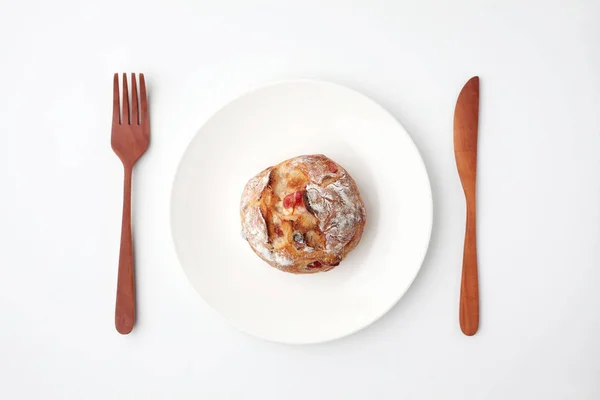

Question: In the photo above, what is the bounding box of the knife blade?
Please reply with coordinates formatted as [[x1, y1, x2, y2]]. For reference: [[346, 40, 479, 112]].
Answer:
[[453, 76, 480, 336]]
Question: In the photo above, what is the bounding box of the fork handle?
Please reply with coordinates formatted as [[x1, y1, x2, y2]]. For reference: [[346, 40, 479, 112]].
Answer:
[[115, 166, 135, 334], [459, 199, 479, 336]]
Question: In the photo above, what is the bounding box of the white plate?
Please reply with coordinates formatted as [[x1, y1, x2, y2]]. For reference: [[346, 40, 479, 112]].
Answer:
[[171, 80, 432, 344]]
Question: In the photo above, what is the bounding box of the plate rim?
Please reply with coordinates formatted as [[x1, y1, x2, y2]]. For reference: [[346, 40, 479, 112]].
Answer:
[[170, 79, 434, 344]]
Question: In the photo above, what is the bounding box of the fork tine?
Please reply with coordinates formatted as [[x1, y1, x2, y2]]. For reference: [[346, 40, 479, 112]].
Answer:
[[139, 73, 148, 127], [131, 73, 139, 125], [113, 73, 120, 125], [122, 73, 130, 124]]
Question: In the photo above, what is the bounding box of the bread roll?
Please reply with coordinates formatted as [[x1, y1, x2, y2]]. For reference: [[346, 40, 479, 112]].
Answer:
[[240, 154, 366, 274]]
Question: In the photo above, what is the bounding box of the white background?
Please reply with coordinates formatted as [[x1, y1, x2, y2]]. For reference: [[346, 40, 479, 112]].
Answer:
[[1, 0, 599, 399]]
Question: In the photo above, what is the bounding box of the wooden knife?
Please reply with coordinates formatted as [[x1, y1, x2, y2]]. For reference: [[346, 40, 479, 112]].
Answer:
[[453, 76, 480, 336]]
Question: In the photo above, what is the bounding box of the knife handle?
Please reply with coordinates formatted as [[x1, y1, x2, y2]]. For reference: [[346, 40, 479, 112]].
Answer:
[[459, 200, 479, 336]]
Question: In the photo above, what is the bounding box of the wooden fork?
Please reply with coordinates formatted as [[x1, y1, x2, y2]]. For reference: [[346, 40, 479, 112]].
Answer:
[[111, 73, 149, 334]]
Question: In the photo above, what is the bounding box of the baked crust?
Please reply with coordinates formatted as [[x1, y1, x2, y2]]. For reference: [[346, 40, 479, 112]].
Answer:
[[240, 154, 367, 274]]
